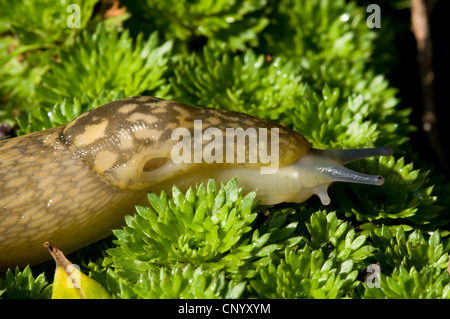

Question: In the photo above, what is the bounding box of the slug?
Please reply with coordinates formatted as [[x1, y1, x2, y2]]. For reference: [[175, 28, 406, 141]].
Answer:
[[0, 96, 392, 270]]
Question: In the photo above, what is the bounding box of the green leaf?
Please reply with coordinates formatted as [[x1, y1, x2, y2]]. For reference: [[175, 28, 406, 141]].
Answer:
[[0, 266, 51, 299]]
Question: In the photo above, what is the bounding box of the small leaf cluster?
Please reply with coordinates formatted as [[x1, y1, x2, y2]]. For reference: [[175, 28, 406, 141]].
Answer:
[[263, 0, 411, 149], [121, 0, 269, 51], [0, 0, 96, 46], [107, 264, 246, 299], [0, 0, 97, 124], [0, 266, 51, 299], [363, 265, 450, 299], [107, 179, 258, 272], [369, 226, 449, 274], [1, 2, 172, 133], [37, 26, 173, 108], [250, 246, 359, 299], [171, 47, 305, 122], [361, 226, 450, 298], [305, 210, 375, 266], [332, 156, 446, 227], [249, 209, 374, 298]]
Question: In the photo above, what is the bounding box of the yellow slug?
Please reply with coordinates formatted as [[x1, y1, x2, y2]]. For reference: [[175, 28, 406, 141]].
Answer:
[[0, 96, 392, 271]]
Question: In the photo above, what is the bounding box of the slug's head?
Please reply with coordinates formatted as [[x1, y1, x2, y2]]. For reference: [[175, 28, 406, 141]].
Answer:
[[285, 146, 393, 205]]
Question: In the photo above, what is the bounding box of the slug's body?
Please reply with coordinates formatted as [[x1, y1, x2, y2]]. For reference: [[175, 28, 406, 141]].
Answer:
[[0, 96, 392, 270]]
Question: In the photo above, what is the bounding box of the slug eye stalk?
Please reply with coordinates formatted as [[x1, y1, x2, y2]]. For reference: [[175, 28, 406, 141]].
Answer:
[[309, 146, 393, 186], [314, 146, 393, 165]]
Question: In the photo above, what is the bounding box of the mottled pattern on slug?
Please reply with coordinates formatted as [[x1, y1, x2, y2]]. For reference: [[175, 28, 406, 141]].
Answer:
[[0, 127, 144, 270], [61, 96, 309, 190]]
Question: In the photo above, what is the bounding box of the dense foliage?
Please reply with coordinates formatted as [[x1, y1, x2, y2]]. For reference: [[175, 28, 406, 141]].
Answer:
[[1, 0, 450, 299]]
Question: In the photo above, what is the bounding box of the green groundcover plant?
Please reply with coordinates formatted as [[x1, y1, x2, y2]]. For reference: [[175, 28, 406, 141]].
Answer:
[[1, 0, 450, 299]]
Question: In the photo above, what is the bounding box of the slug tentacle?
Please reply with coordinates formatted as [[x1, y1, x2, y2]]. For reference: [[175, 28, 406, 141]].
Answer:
[[312, 146, 393, 165], [291, 147, 392, 205]]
